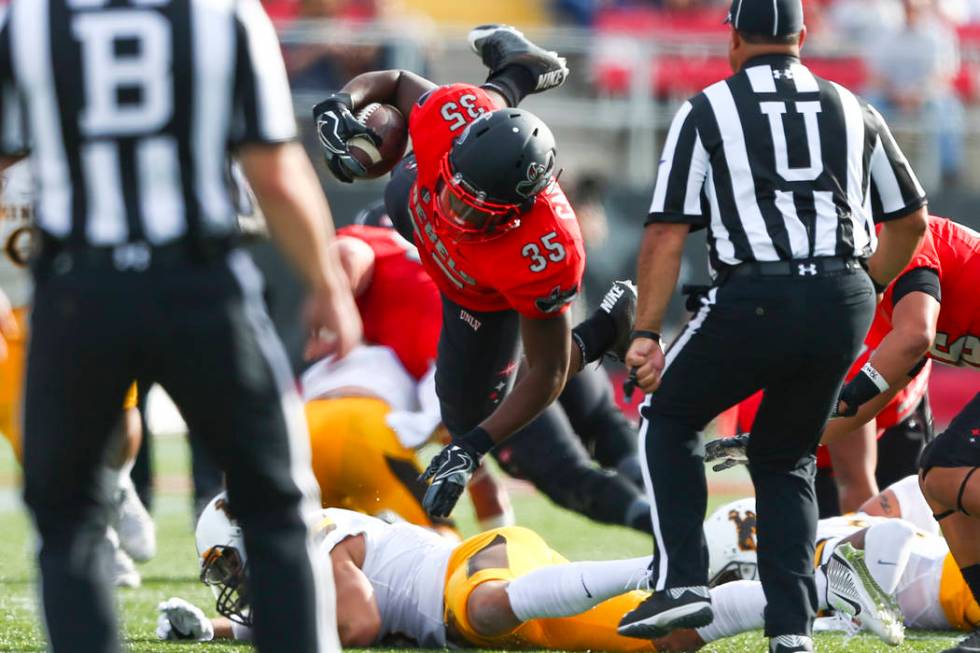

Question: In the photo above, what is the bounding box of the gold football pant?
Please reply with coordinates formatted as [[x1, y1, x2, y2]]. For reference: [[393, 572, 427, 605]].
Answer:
[[305, 396, 436, 528], [0, 307, 137, 464], [444, 526, 655, 651]]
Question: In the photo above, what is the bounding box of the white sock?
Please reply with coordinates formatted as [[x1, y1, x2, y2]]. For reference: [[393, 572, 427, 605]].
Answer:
[[863, 519, 917, 595], [815, 565, 829, 610], [101, 465, 124, 493], [505, 556, 651, 621], [696, 581, 765, 643]]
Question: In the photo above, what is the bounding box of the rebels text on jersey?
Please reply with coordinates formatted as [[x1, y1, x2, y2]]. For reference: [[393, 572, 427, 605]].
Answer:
[[406, 84, 585, 319], [337, 225, 441, 380], [879, 216, 980, 368]]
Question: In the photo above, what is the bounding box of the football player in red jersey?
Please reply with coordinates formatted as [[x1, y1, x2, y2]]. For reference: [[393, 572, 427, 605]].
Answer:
[[708, 214, 980, 653], [313, 26, 637, 519]]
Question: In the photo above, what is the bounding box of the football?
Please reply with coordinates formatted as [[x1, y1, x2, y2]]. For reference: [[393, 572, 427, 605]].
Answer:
[[348, 102, 408, 179]]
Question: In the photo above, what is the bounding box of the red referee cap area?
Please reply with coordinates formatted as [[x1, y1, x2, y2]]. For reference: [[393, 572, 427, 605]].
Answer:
[[591, 6, 980, 102]]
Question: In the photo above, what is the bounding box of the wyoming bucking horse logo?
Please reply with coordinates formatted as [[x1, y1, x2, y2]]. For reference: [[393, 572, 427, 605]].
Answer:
[[728, 509, 758, 551]]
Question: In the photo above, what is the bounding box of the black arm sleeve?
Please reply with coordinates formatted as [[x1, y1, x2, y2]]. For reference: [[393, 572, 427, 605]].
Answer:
[[892, 267, 941, 306]]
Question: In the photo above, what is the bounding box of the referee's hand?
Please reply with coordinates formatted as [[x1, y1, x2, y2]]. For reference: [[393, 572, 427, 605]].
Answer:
[[303, 284, 363, 361], [0, 289, 18, 363], [625, 336, 665, 394]]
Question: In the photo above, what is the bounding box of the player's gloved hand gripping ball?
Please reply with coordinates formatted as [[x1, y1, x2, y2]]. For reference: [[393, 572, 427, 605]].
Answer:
[[313, 92, 381, 183], [419, 427, 494, 518]]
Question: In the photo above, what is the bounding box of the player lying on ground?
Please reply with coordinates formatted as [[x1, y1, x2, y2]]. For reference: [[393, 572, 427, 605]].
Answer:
[[313, 25, 636, 521], [708, 215, 979, 653], [316, 217, 653, 532], [656, 497, 980, 651], [157, 492, 658, 650]]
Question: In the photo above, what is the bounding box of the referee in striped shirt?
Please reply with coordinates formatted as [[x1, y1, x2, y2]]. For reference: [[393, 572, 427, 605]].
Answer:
[[0, 1, 361, 651], [617, 1, 928, 651]]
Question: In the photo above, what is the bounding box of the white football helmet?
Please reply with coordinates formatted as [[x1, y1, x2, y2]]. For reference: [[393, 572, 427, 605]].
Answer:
[[195, 492, 251, 625], [704, 497, 759, 587]]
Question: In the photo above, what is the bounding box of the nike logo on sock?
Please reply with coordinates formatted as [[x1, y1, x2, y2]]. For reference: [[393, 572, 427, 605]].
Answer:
[[877, 560, 897, 566], [580, 576, 593, 598]]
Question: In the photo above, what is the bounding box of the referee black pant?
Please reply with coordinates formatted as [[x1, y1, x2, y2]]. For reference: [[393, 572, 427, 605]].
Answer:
[[639, 269, 875, 637], [22, 247, 335, 653]]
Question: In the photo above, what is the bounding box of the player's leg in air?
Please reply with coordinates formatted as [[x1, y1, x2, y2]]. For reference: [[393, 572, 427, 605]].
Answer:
[[558, 365, 645, 488], [494, 403, 653, 533], [918, 393, 980, 653], [443, 526, 656, 651]]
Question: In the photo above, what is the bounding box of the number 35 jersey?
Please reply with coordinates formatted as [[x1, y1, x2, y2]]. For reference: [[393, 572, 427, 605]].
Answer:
[[406, 83, 585, 319]]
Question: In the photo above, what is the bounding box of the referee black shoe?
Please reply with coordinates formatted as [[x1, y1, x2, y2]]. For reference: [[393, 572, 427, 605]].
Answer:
[[943, 631, 980, 652], [769, 635, 813, 653], [617, 586, 712, 639]]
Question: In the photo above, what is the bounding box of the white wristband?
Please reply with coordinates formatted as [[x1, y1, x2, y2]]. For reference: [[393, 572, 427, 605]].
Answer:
[[861, 362, 890, 393]]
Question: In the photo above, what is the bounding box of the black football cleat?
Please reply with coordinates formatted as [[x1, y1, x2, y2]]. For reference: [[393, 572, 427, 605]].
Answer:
[[943, 631, 980, 653], [769, 635, 814, 653], [467, 24, 569, 92], [617, 586, 712, 639], [598, 279, 637, 363]]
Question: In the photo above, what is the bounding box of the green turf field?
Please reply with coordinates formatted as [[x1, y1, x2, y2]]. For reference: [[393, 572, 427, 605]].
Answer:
[[0, 436, 964, 652]]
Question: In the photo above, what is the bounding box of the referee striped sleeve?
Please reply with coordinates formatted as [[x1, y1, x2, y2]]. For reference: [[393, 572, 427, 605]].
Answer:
[[648, 100, 709, 227], [232, 0, 297, 145], [866, 103, 926, 222], [0, 8, 26, 157]]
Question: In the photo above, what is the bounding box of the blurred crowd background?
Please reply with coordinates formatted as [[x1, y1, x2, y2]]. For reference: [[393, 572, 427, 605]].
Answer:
[[250, 0, 978, 425]]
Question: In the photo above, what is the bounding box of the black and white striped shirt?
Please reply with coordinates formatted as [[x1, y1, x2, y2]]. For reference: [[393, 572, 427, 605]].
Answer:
[[0, 0, 295, 248], [650, 54, 926, 273]]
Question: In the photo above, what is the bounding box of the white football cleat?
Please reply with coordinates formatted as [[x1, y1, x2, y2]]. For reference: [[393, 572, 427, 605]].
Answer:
[[825, 542, 904, 646], [114, 475, 156, 562], [107, 527, 141, 588]]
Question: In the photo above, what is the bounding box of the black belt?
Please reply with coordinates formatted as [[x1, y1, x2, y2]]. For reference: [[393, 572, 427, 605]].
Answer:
[[36, 234, 236, 273], [725, 257, 864, 280]]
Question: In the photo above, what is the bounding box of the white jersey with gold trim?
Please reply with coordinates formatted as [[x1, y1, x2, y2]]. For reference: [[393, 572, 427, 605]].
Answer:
[[0, 161, 34, 308], [316, 508, 452, 647]]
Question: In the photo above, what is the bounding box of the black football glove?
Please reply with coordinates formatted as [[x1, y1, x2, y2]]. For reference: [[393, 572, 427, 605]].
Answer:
[[419, 443, 480, 518], [704, 433, 750, 472], [468, 25, 569, 94], [312, 93, 380, 183]]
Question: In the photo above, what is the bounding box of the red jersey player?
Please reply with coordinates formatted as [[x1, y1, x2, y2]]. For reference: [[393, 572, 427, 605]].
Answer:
[[313, 25, 637, 519], [334, 223, 440, 380]]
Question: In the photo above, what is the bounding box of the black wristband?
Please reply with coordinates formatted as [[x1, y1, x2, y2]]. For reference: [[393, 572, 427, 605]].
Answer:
[[839, 364, 890, 413], [454, 426, 494, 458], [631, 330, 661, 342], [482, 65, 537, 107]]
